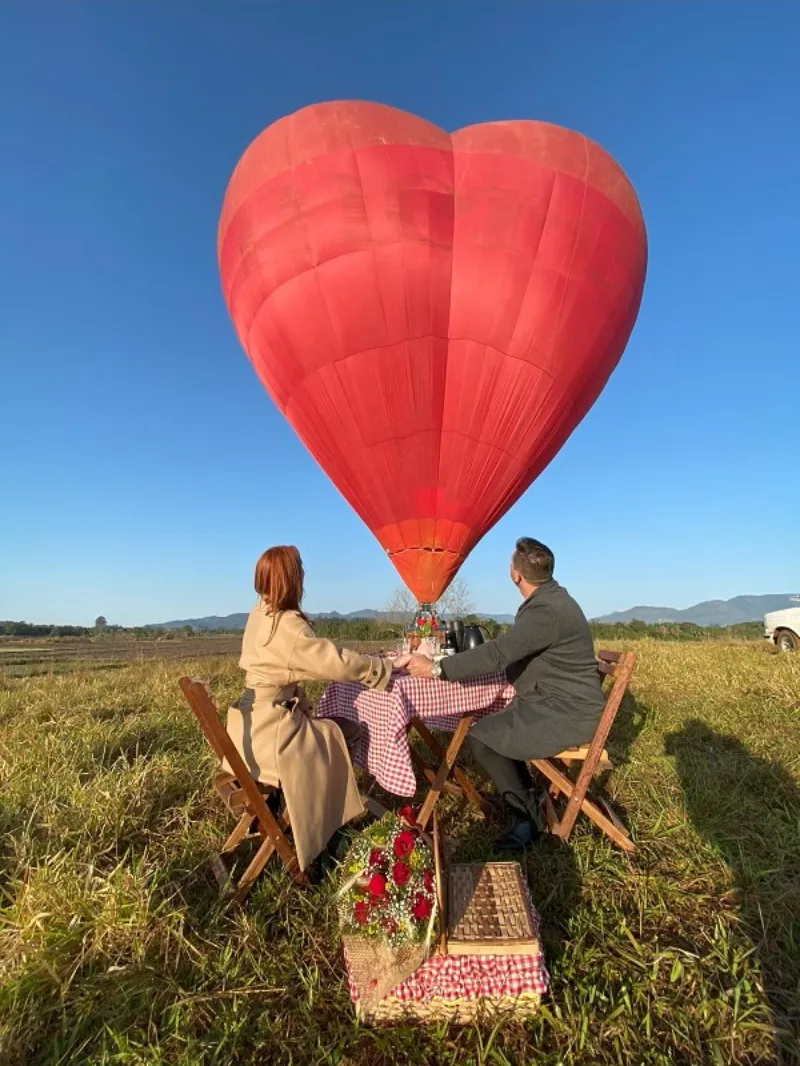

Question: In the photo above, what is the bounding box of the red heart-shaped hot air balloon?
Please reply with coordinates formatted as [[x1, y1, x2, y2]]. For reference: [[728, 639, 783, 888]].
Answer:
[[218, 102, 647, 603]]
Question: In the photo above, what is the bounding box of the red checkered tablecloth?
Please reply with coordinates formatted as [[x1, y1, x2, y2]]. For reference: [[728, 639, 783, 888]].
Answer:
[[317, 673, 514, 796]]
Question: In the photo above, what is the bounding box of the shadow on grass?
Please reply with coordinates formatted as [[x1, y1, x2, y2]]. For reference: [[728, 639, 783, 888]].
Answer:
[[91, 725, 192, 767], [607, 689, 650, 767], [520, 693, 651, 971], [580, 690, 651, 834], [666, 719, 800, 1061], [0, 797, 24, 899]]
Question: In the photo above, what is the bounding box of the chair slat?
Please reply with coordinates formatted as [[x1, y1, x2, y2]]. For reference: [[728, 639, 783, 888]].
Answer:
[[597, 649, 622, 664]]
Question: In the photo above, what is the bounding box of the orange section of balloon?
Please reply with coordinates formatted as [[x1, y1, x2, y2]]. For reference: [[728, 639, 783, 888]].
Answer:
[[218, 102, 647, 603]]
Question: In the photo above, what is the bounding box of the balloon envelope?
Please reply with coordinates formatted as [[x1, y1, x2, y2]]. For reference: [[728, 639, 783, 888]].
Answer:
[[218, 102, 647, 602]]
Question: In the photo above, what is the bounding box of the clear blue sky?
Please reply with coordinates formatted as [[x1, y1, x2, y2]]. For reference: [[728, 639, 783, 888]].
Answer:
[[1, 3, 798, 625]]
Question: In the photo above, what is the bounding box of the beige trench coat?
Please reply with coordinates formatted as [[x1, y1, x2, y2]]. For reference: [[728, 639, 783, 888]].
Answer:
[[223, 603, 392, 871]]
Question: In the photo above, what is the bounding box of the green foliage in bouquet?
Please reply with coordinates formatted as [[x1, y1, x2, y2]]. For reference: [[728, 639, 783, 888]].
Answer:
[[336, 808, 437, 949]]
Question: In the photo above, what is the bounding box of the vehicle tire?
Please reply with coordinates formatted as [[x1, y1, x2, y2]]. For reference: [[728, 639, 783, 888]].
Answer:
[[776, 629, 799, 653]]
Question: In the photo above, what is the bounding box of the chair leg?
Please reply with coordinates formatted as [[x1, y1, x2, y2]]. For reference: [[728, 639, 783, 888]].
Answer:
[[232, 836, 278, 904], [221, 811, 254, 854], [542, 791, 559, 833], [532, 758, 635, 852], [211, 853, 234, 890], [596, 795, 629, 837], [557, 771, 592, 841]]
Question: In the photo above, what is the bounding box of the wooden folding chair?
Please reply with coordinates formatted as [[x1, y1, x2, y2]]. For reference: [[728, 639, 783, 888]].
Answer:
[[408, 715, 492, 831], [530, 650, 637, 852], [178, 676, 306, 901]]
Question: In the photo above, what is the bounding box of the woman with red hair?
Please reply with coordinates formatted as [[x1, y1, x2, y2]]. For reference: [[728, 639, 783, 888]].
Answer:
[[224, 546, 394, 873]]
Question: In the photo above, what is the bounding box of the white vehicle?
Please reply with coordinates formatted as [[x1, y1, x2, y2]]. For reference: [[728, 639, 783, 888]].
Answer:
[[764, 607, 800, 653]]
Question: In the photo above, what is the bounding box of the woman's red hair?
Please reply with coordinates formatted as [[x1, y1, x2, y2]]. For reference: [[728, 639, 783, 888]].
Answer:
[[254, 546, 308, 619]]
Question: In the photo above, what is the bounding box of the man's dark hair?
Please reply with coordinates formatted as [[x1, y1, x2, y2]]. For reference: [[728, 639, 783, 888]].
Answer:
[[512, 537, 555, 584]]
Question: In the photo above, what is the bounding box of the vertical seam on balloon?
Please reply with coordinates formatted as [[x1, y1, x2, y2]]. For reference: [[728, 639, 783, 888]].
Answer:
[[434, 131, 457, 565], [511, 171, 557, 368], [284, 118, 376, 527], [287, 113, 347, 369], [345, 144, 404, 547], [549, 136, 590, 357]]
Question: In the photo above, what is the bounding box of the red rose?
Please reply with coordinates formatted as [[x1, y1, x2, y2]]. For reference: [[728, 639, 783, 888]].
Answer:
[[411, 894, 432, 921], [397, 806, 417, 827], [381, 918, 398, 935], [423, 869, 434, 894], [393, 831, 416, 859], [369, 848, 386, 869], [354, 901, 370, 925], [392, 861, 411, 886], [368, 873, 386, 898]]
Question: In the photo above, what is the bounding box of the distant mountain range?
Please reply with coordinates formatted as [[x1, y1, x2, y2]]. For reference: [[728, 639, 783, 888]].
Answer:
[[151, 609, 516, 630], [594, 594, 799, 627], [151, 594, 797, 631], [152, 595, 799, 631]]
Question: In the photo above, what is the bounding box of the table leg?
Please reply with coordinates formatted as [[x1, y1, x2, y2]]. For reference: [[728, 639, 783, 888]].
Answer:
[[415, 716, 488, 830], [411, 717, 491, 820], [410, 747, 465, 799]]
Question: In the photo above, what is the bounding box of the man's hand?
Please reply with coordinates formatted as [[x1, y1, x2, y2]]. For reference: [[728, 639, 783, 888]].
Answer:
[[391, 654, 411, 672], [406, 654, 435, 679]]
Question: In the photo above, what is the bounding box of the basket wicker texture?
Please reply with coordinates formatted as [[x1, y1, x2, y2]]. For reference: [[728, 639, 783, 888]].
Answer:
[[356, 991, 542, 1024], [446, 863, 540, 955]]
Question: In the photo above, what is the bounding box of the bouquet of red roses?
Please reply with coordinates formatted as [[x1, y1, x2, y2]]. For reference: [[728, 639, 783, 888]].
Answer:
[[413, 610, 439, 639], [336, 808, 437, 949]]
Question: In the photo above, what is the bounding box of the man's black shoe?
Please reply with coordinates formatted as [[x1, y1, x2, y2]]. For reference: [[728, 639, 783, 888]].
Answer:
[[493, 818, 540, 853]]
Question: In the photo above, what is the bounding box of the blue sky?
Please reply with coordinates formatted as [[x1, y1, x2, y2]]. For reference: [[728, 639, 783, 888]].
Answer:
[[1, 3, 798, 625]]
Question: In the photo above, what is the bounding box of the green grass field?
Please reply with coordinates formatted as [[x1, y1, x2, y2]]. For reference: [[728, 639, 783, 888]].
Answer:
[[1, 642, 798, 1065]]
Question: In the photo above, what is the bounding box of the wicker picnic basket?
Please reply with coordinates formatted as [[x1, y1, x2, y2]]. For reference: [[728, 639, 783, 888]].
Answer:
[[348, 813, 545, 1023]]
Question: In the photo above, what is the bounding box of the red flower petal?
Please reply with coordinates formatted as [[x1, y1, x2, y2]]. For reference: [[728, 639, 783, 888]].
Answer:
[[392, 861, 411, 886], [393, 831, 416, 859], [397, 806, 417, 827], [368, 873, 386, 898], [411, 894, 432, 920]]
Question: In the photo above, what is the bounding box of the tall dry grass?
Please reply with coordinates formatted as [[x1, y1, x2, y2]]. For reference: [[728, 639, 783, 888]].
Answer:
[[1, 642, 798, 1065]]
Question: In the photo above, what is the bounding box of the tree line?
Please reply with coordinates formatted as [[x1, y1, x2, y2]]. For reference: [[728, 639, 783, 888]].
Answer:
[[1, 617, 764, 643], [589, 620, 764, 642]]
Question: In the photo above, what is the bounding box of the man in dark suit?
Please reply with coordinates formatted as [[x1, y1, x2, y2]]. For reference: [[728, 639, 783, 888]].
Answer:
[[405, 538, 604, 850]]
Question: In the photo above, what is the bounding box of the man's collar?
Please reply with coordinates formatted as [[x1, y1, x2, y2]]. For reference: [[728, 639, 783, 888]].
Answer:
[[518, 578, 556, 610]]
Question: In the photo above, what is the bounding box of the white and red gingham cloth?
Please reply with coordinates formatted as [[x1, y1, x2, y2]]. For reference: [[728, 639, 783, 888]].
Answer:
[[317, 673, 514, 796], [348, 951, 549, 1003]]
